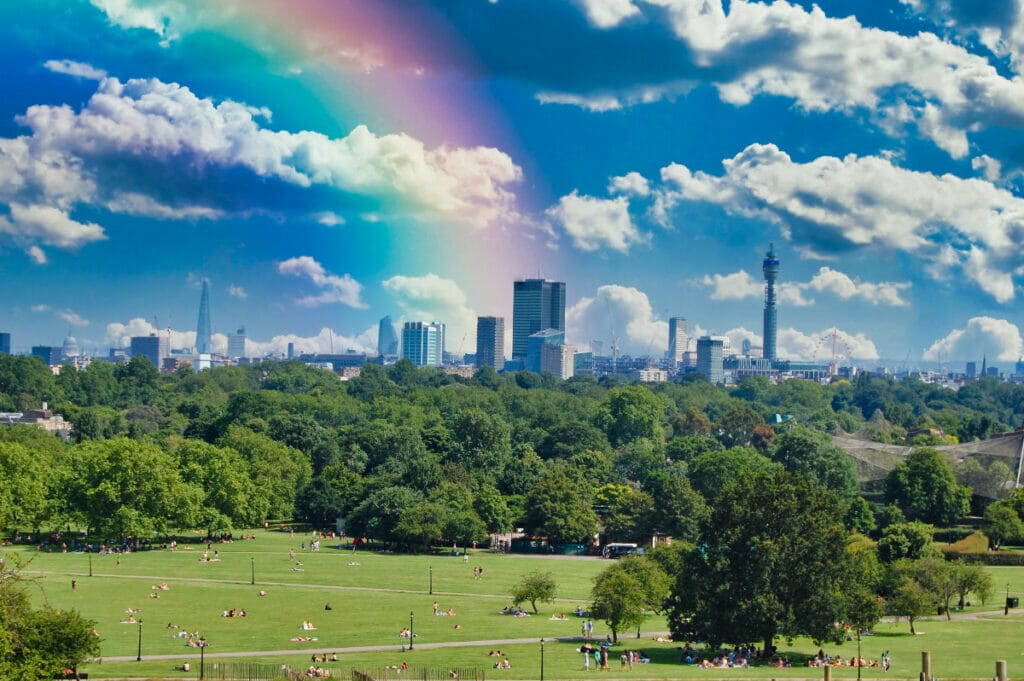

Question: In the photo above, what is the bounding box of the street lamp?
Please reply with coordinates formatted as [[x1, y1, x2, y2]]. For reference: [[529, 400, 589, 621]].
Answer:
[[88, 553, 92, 577], [1006, 583, 1011, 615], [429, 565, 433, 595], [251, 556, 255, 585], [540, 638, 545, 681], [409, 611, 414, 650], [856, 628, 862, 681], [200, 640, 207, 680], [136, 620, 143, 661]]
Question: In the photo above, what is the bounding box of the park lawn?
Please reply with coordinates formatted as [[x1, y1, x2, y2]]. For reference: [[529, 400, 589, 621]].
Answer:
[[6, 531, 1024, 680]]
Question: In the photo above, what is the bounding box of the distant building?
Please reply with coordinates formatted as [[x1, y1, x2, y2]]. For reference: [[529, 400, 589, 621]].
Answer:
[[227, 327, 247, 359], [61, 332, 80, 361], [0, 403, 72, 440], [696, 336, 725, 384], [512, 278, 565, 360], [130, 334, 169, 369], [540, 342, 574, 380], [762, 244, 780, 363], [668, 317, 687, 362], [402, 321, 445, 367], [196, 279, 212, 354], [574, 351, 594, 376], [287, 342, 295, 360], [638, 368, 668, 383], [298, 353, 367, 372], [378, 316, 398, 357], [475, 316, 505, 371], [526, 328, 564, 374], [966, 361, 977, 379], [0, 332, 11, 354], [31, 346, 62, 366]]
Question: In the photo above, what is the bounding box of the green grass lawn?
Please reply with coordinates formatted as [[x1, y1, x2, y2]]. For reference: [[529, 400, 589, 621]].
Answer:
[[6, 531, 1024, 679]]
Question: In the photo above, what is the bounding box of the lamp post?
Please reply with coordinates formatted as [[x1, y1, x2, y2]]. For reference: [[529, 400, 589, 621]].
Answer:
[[251, 556, 255, 585], [1006, 583, 1011, 615], [540, 638, 545, 681], [856, 628, 862, 681], [200, 640, 206, 680], [429, 565, 433, 595], [88, 553, 92, 577], [136, 620, 143, 661], [409, 611, 414, 650]]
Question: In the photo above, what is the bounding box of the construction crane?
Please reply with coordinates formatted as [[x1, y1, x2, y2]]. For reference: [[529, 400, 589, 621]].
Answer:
[[605, 298, 619, 373], [455, 333, 468, 362]]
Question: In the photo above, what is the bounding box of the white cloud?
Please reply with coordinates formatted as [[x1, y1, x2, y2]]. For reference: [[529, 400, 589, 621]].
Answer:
[[278, 256, 366, 309], [105, 316, 377, 357], [31, 304, 50, 313], [566, 284, 668, 355], [546, 190, 648, 252], [923, 316, 1024, 362], [227, 284, 247, 299], [608, 171, 650, 197], [26, 245, 47, 264], [972, 154, 1003, 182], [314, 211, 346, 226], [700, 265, 906, 307], [58, 309, 90, 327], [901, 0, 1024, 75], [575, 0, 641, 28], [776, 327, 880, 362], [0, 204, 106, 251], [43, 59, 108, 81], [382, 273, 477, 353], [661, 143, 1024, 302]]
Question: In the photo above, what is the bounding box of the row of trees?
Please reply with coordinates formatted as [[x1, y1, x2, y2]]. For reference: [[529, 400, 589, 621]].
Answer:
[[0, 354, 1016, 545], [512, 467, 994, 653]]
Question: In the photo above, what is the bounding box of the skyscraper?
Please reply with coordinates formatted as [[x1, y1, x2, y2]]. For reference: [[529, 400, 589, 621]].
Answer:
[[526, 328, 564, 374], [0, 332, 11, 354], [196, 279, 212, 354], [512, 278, 565, 360], [378, 316, 399, 357], [668, 317, 687, 362], [762, 244, 779, 363], [227, 327, 247, 359], [130, 334, 168, 369], [402, 321, 445, 367], [696, 336, 725, 385], [31, 345, 62, 366], [476, 316, 505, 371]]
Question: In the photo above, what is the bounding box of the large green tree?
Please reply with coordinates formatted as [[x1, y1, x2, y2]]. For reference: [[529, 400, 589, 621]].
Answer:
[[885, 448, 970, 526], [590, 563, 649, 643], [522, 466, 599, 545], [668, 469, 857, 656]]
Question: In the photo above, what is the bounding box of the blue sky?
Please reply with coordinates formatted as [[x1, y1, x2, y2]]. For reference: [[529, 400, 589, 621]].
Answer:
[[4, 0, 1024, 367]]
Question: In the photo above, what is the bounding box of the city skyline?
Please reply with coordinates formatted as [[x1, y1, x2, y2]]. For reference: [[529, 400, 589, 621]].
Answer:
[[5, 1, 1024, 364]]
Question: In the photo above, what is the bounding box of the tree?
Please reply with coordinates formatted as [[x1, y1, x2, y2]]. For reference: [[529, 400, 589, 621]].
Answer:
[[714, 404, 764, 448], [511, 571, 557, 614], [952, 561, 992, 610], [0, 558, 100, 680], [522, 466, 599, 545], [668, 469, 855, 656], [599, 386, 664, 447], [770, 425, 857, 497], [982, 499, 1024, 548], [885, 448, 970, 526], [590, 564, 648, 643], [876, 521, 937, 563], [843, 496, 877, 534], [645, 472, 708, 542], [687, 447, 779, 503], [219, 425, 312, 520], [883, 559, 940, 634]]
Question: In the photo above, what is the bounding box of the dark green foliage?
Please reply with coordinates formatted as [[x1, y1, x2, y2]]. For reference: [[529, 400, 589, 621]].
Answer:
[[510, 571, 557, 614], [885, 448, 970, 525]]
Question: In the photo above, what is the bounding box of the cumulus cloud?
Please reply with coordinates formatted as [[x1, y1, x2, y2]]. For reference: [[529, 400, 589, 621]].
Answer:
[[227, 284, 247, 299], [278, 256, 366, 309], [608, 171, 650, 197], [546, 191, 648, 252], [382, 273, 477, 352], [43, 59, 107, 80], [923, 316, 1024, 361], [566, 284, 668, 355], [104, 317, 377, 356], [972, 154, 1003, 182], [901, 0, 1024, 74], [574, 0, 641, 28], [58, 309, 90, 327], [700, 266, 904, 307], [776, 327, 880, 362], [661, 143, 1024, 302], [0, 68, 523, 261], [26, 245, 47, 264]]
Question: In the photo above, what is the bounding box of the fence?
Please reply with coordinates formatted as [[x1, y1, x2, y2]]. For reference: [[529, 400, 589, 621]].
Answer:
[[199, 661, 304, 680], [352, 667, 485, 681]]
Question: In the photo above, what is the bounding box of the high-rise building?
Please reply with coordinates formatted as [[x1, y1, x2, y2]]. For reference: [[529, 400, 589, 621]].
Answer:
[[526, 328, 564, 374], [512, 278, 565, 360], [31, 345, 62, 366], [0, 332, 11, 354], [130, 334, 168, 369], [476, 316, 505, 371], [287, 342, 295, 359], [541, 343, 574, 380], [378, 316, 399, 357], [762, 244, 779, 363], [196, 279, 212, 354], [966, 361, 977, 379], [402, 321, 445, 367], [227, 327, 247, 359], [668, 317, 687, 362], [696, 336, 725, 385]]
